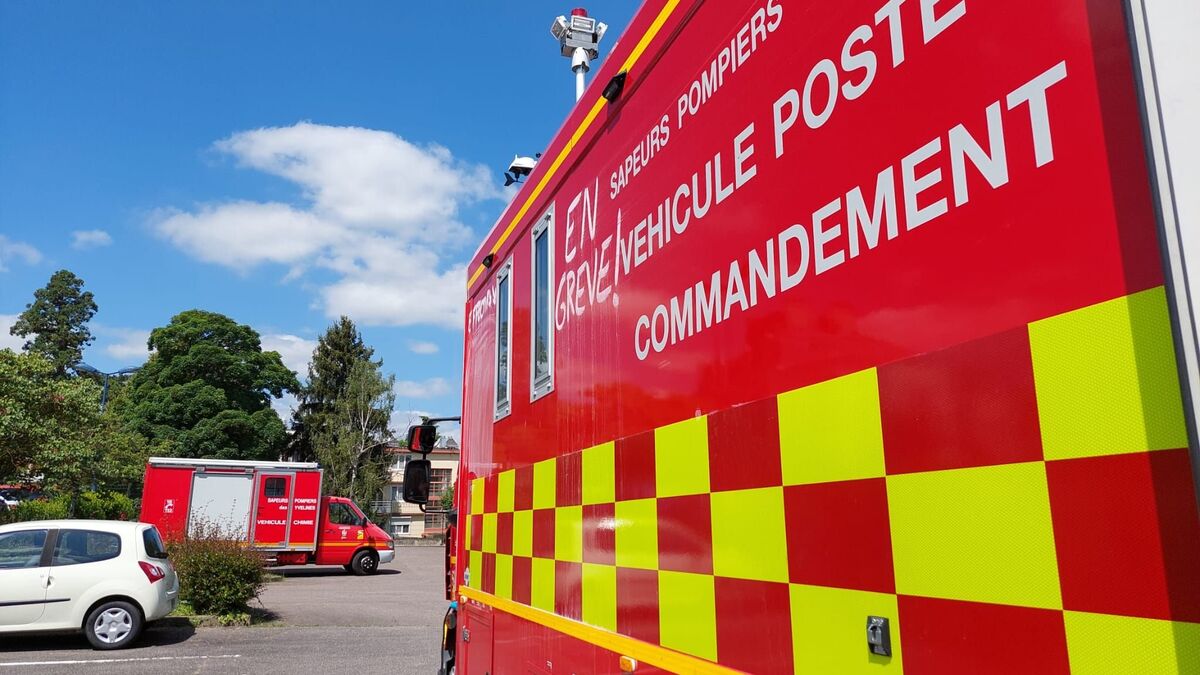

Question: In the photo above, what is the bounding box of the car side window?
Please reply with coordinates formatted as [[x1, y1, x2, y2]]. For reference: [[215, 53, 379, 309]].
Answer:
[[0, 529, 48, 569], [328, 503, 356, 525], [52, 530, 121, 566]]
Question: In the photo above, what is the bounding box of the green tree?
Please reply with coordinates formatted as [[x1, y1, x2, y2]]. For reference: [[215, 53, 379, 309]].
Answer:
[[439, 483, 455, 511], [121, 310, 298, 461], [10, 269, 98, 376], [0, 353, 102, 499], [289, 317, 378, 460], [314, 359, 395, 517]]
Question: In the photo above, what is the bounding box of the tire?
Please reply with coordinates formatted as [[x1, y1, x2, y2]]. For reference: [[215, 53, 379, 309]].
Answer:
[[84, 600, 142, 650], [350, 549, 379, 576]]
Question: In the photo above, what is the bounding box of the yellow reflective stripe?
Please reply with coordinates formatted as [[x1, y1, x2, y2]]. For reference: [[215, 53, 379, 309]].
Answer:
[[466, 0, 683, 292], [459, 585, 739, 675]]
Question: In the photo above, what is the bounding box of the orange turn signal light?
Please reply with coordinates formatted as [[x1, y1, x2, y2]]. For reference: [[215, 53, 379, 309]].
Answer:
[[619, 655, 638, 672]]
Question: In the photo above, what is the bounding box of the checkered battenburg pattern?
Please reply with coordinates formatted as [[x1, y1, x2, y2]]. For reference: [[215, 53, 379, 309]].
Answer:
[[464, 287, 1200, 674]]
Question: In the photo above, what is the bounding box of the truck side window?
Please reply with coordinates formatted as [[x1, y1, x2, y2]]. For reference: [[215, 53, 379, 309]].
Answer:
[[495, 259, 513, 420], [328, 503, 357, 525], [265, 477, 285, 498], [531, 209, 554, 401]]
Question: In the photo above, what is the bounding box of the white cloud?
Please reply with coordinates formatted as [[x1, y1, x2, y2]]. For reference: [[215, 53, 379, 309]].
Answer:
[[272, 392, 300, 424], [0, 235, 41, 272], [261, 333, 317, 377], [0, 314, 24, 351], [407, 341, 439, 355], [71, 229, 113, 250], [394, 377, 453, 399], [101, 328, 151, 361], [152, 122, 501, 328]]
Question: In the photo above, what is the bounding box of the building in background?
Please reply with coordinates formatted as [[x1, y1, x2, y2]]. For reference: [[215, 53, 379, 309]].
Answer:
[[375, 439, 458, 540]]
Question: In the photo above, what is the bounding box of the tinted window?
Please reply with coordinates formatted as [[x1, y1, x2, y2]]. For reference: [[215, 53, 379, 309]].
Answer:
[[265, 477, 286, 498], [531, 217, 554, 399], [142, 527, 169, 560], [496, 271, 511, 414], [328, 502, 358, 526], [53, 530, 121, 566], [0, 530, 47, 569]]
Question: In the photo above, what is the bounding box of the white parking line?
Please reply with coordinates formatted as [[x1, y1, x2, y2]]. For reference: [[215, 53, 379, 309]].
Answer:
[[0, 654, 241, 667]]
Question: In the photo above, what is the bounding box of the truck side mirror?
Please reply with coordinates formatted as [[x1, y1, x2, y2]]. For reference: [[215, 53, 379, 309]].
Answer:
[[406, 424, 438, 453], [403, 459, 432, 505]]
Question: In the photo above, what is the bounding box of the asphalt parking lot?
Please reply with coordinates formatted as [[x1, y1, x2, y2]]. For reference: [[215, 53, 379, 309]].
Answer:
[[0, 547, 447, 675]]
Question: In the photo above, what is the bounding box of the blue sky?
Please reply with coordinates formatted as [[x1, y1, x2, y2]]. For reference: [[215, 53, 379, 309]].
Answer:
[[0, 2, 641, 436]]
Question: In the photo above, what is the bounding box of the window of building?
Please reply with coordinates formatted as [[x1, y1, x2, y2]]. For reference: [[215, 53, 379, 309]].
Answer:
[[0, 529, 47, 569], [495, 260, 513, 420], [429, 468, 453, 501], [264, 477, 286, 498], [531, 209, 555, 401], [390, 517, 412, 537], [424, 512, 446, 533], [391, 454, 408, 472], [52, 530, 121, 566]]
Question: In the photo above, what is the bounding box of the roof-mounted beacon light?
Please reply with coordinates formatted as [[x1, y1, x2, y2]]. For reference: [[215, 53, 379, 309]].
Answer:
[[551, 8, 608, 101]]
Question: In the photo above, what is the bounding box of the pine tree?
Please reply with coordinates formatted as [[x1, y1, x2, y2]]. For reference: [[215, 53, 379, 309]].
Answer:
[[10, 269, 98, 376], [289, 317, 380, 460]]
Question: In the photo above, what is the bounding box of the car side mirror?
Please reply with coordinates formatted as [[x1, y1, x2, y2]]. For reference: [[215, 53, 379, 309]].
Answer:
[[403, 459, 432, 505], [359, 515, 369, 527]]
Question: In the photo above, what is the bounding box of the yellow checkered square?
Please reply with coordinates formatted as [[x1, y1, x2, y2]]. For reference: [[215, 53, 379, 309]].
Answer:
[[711, 487, 788, 583], [531, 557, 555, 613], [888, 461, 1062, 609], [470, 476, 485, 515], [1065, 611, 1200, 674], [468, 550, 481, 589], [512, 509, 533, 557], [778, 368, 886, 485], [582, 563, 617, 631], [533, 458, 557, 509], [481, 513, 497, 553], [655, 416, 710, 497], [497, 469, 515, 513], [658, 570, 717, 661], [1030, 287, 1187, 460], [494, 553, 513, 600], [555, 505, 582, 562], [582, 441, 615, 505], [614, 498, 658, 570], [790, 584, 902, 673]]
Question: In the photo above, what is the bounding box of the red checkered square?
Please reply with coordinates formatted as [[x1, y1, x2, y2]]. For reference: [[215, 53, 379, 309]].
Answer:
[[532, 508, 555, 559], [514, 464, 534, 511], [496, 512, 513, 556], [715, 578, 793, 673], [784, 478, 895, 593], [708, 397, 782, 492], [1047, 448, 1200, 621], [657, 494, 712, 574], [555, 561, 583, 621], [511, 555, 532, 605], [582, 503, 616, 565], [616, 567, 659, 644], [899, 595, 1069, 675], [615, 430, 656, 502], [484, 474, 499, 513], [557, 451, 582, 507], [470, 514, 483, 551], [879, 328, 1043, 474], [481, 552, 496, 595]]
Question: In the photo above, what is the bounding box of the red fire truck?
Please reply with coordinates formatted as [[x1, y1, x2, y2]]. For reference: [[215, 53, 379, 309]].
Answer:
[[140, 457, 394, 575], [416, 0, 1200, 672]]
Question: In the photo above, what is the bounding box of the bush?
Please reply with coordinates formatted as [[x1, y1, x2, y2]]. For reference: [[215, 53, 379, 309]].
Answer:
[[4, 496, 69, 523], [76, 491, 137, 520], [170, 523, 264, 616]]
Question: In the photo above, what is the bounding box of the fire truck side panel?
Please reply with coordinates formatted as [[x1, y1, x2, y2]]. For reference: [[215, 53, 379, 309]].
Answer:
[[289, 469, 322, 550], [138, 465, 193, 540], [456, 0, 1200, 672]]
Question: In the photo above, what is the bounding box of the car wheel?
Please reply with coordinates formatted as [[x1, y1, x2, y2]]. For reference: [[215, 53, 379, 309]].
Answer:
[[350, 549, 379, 576], [84, 600, 142, 650]]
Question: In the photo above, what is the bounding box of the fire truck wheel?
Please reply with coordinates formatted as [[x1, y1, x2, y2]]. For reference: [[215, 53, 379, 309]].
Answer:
[[350, 549, 379, 576], [83, 600, 143, 650]]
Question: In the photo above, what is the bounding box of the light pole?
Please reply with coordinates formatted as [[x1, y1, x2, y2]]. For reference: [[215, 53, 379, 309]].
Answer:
[[551, 8, 608, 101], [75, 363, 141, 412]]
